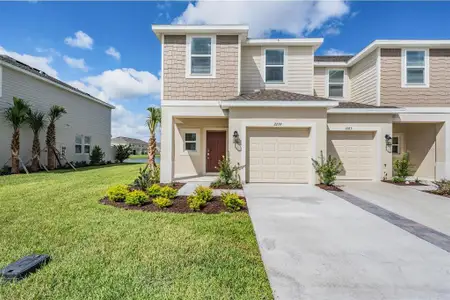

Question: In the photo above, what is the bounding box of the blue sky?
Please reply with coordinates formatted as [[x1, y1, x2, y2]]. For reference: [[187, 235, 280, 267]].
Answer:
[[0, 1, 449, 140]]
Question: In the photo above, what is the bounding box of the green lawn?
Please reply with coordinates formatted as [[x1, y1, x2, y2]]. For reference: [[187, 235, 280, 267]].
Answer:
[[0, 164, 272, 300], [129, 154, 159, 159]]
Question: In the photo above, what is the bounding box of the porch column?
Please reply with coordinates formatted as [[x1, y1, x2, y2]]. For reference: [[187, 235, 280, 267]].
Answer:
[[160, 108, 173, 183], [436, 121, 450, 180]]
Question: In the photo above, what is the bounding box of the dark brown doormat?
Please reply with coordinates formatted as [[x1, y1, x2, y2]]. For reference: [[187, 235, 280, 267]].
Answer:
[[100, 196, 247, 214], [382, 180, 426, 186], [315, 184, 343, 192]]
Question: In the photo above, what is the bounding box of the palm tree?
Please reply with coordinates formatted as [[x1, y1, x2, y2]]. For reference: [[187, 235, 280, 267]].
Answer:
[[2, 97, 30, 174], [146, 107, 161, 167], [26, 110, 46, 172], [46, 105, 67, 170]]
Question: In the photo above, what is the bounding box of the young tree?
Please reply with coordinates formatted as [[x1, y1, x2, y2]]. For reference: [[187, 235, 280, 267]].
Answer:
[[2, 97, 31, 174], [46, 105, 67, 169], [26, 109, 46, 172], [146, 107, 161, 167]]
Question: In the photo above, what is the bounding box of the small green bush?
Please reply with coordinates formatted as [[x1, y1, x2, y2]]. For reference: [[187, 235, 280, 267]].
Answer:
[[114, 145, 132, 163], [187, 195, 206, 211], [211, 155, 244, 189], [125, 190, 148, 206], [194, 186, 213, 202], [159, 186, 177, 199], [147, 184, 162, 197], [311, 151, 343, 186], [90, 145, 105, 165], [393, 152, 410, 180], [221, 192, 246, 212], [107, 184, 129, 202], [153, 196, 173, 208], [432, 179, 450, 195], [392, 176, 405, 183]]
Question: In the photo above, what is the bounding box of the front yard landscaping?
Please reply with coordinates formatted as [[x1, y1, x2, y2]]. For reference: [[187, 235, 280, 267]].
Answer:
[[0, 164, 271, 299]]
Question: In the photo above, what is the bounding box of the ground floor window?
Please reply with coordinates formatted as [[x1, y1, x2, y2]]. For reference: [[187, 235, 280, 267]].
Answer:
[[392, 134, 403, 154], [75, 135, 92, 154], [84, 136, 91, 154], [75, 135, 83, 154], [184, 133, 197, 151]]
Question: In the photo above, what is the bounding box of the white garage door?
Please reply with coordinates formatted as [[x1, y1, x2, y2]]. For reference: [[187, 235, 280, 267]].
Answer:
[[327, 131, 376, 180], [247, 128, 311, 183]]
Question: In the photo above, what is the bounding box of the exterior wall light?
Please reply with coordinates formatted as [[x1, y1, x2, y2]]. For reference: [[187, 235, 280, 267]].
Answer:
[[385, 134, 392, 146], [233, 130, 241, 145]]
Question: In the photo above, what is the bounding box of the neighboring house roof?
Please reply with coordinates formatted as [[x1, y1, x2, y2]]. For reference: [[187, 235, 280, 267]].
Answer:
[[336, 102, 397, 109], [112, 136, 148, 145], [0, 55, 114, 109], [314, 55, 353, 62], [228, 89, 336, 102]]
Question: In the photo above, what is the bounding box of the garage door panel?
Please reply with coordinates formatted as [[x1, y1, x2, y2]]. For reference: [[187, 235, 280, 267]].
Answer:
[[328, 131, 375, 180], [248, 128, 310, 183]]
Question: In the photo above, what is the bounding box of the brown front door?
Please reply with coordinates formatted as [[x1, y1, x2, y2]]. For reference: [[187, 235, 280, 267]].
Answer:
[[206, 131, 226, 172]]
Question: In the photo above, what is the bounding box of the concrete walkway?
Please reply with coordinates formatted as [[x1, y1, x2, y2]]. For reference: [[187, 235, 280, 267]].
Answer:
[[339, 181, 450, 236], [244, 184, 450, 300]]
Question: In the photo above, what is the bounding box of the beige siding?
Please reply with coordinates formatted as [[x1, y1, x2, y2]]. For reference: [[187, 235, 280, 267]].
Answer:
[[381, 49, 450, 106], [0, 66, 112, 166], [163, 35, 239, 100], [313, 67, 326, 97], [349, 49, 378, 105], [241, 46, 314, 95]]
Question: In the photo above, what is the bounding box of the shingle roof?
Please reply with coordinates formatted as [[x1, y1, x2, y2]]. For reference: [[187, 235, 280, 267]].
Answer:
[[228, 89, 336, 102], [314, 55, 353, 62], [112, 136, 148, 145], [0, 55, 113, 108], [336, 102, 398, 109]]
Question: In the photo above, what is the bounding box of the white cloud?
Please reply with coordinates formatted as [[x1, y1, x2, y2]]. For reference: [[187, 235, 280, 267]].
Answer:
[[110, 104, 150, 140], [105, 47, 121, 60], [64, 31, 93, 49], [0, 46, 57, 77], [35, 47, 61, 57], [323, 48, 353, 56], [63, 55, 89, 71], [173, 0, 350, 37]]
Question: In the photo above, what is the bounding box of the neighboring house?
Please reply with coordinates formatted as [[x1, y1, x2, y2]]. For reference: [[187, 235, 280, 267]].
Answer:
[[0, 55, 114, 168], [153, 24, 450, 184], [111, 136, 150, 155]]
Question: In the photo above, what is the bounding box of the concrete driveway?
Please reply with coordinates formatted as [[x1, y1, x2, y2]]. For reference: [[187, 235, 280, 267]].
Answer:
[[244, 184, 450, 300], [339, 181, 450, 236]]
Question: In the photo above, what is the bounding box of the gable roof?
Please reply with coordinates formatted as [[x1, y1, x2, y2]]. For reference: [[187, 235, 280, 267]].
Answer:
[[112, 136, 148, 145], [314, 55, 353, 62], [228, 89, 336, 102], [0, 55, 114, 109]]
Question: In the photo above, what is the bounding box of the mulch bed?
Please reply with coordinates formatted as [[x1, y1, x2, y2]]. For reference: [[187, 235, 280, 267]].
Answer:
[[100, 196, 248, 214], [316, 184, 343, 192], [210, 184, 243, 190], [423, 190, 450, 198], [382, 180, 426, 186], [160, 182, 186, 190]]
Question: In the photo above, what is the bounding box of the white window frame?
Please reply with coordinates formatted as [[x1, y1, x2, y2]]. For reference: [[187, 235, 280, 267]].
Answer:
[[181, 129, 200, 156], [263, 48, 286, 84], [326, 68, 346, 99], [402, 48, 429, 88], [75, 135, 83, 155], [392, 133, 404, 155], [186, 35, 216, 78], [84, 136, 91, 154]]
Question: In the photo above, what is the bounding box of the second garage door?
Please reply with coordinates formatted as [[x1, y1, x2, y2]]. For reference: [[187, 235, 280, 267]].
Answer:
[[247, 128, 311, 183], [327, 131, 376, 180]]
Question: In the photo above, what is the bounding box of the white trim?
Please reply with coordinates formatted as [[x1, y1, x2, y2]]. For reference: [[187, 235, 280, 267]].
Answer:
[[220, 100, 338, 108], [237, 37, 241, 95], [263, 47, 287, 84], [311, 47, 315, 95], [245, 38, 323, 49], [391, 133, 405, 155], [152, 24, 249, 41], [325, 68, 346, 99], [328, 108, 404, 114], [161, 34, 164, 101], [161, 100, 221, 107], [202, 128, 228, 174], [314, 62, 348, 67], [180, 128, 200, 156], [401, 48, 429, 88], [327, 126, 382, 181], [376, 48, 381, 106], [186, 35, 216, 78], [240, 120, 317, 184], [401, 107, 450, 113], [0, 62, 115, 109]]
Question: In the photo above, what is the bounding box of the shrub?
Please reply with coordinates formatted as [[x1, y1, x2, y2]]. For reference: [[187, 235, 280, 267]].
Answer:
[[153, 196, 173, 208], [393, 152, 410, 180], [159, 186, 177, 199], [211, 155, 244, 189], [125, 190, 148, 206], [132, 165, 159, 190], [221, 192, 246, 212], [392, 176, 405, 183], [149, 164, 160, 184], [194, 186, 213, 202], [147, 184, 162, 197], [187, 195, 206, 211], [311, 151, 343, 186], [107, 184, 129, 202], [90, 145, 105, 165], [432, 179, 450, 195], [114, 145, 132, 163]]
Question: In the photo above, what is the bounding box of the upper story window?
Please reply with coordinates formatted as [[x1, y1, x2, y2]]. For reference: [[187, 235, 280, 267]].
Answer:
[[402, 49, 429, 87], [265, 49, 285, 83], [186, 36, 216, 78], [328, 69, 345, 98]]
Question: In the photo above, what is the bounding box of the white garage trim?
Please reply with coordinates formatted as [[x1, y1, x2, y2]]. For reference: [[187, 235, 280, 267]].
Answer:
[[240, 120, 317, 184], [327, 125, 382, 181]]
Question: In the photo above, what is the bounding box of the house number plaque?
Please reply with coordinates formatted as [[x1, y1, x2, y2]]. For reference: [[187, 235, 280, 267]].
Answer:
[[274, 122, 283, 127]]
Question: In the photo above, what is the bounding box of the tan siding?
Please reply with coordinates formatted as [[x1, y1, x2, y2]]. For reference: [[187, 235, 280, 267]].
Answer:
[[0, 66, 112, 165], [381, 48, 450, 106], [163, 35, 239, 100], [313, 67, 326, 97], [241, 46, 314, 95], [349, 49, 378, 105]]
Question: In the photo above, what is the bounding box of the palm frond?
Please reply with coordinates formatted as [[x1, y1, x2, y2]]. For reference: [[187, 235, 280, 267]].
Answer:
[[48, 105, 67, 123], [2, 97, 31, 129], [146, 107, 161, 134], [27, 110, 47, 134]]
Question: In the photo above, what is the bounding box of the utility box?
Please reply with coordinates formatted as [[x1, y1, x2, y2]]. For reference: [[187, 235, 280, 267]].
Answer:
[[1, 254, 51, 281]]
